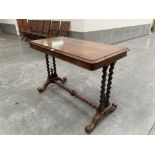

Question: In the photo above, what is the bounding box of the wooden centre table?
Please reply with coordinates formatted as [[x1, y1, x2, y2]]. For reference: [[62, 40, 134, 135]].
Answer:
[[30, 37, 129, 134]]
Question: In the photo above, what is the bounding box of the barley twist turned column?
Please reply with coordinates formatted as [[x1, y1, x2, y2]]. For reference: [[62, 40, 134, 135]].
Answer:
[[98, 65, 109, 112], [52, 56, 57, 77], [106, 62, 116, 106], [45, 54, 51, 79]]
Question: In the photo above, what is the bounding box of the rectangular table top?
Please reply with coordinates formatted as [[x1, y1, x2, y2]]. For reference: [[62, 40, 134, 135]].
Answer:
[[30, 37, 129, 71]]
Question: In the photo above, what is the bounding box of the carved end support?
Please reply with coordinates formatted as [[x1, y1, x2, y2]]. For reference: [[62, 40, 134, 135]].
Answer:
[[59, 77, 67, 83], [37, 80, 51, 93], [85, 103, 117, 134], [37, 77, 67, 93], [85, 112, 101, 134], [37, 88, 45, 93], [109, 103, 117, 112]]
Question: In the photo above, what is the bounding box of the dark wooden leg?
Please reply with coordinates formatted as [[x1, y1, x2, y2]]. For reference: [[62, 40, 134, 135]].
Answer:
[[46, 54, 51, 79], [38, 56, 117, 133], [37, 54, 51, 92], [38, 54, 67, 93], [52, 56, 57, 77], [37, 79, 53, 93], [85, 62, 117, 134], [105, 62, 116, 106], [85, 104, 117, 133], [98, 65, 109, 111]]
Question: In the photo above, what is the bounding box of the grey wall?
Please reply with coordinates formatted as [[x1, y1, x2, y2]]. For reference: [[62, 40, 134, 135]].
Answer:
[[0, 23, 17, 34], [69, 24, 151, 44], [0, 23, 151, 44]]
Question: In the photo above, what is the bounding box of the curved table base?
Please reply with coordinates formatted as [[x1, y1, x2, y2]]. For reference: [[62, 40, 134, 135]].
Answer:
[[37, 77, 67, 93], [85, 103, 117, 134]]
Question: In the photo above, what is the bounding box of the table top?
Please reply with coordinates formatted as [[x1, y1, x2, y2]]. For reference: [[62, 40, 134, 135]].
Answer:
[[30, 37, 129, 71]]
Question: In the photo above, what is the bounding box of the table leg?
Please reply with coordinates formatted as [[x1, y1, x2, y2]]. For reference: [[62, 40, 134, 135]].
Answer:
[[37, 54, 67, 93], [85, 62, 117, 134], [37, 56, 117, 133]]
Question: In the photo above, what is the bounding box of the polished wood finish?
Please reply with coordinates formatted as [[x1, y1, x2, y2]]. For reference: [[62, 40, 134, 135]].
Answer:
[[30, 37, 129, 133], [30, 37, 128, 71]]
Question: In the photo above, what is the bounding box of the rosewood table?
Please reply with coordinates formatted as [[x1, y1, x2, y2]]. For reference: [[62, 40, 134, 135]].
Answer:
[[30, 37, 129, 134]]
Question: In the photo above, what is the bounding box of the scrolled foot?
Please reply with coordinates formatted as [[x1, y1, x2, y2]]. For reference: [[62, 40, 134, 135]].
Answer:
[[85, 104, 117, 134], [57, 77, 67, 84], [37, 87, 45, 93], [109, 103, 117, 113], [37, 80, 51, 93], [37, 77, 67, 93], [85, 112, 101, 134], [85, 124, 95, 134]]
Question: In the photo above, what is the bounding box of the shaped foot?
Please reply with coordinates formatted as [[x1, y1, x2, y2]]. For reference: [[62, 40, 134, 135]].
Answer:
[[85, 103, 117, 134]]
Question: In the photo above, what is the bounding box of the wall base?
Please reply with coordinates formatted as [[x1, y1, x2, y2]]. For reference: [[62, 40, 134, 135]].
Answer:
[[69, 24, 151, 44], [0, 23, 151, 43], [0, 23, 17, 35]]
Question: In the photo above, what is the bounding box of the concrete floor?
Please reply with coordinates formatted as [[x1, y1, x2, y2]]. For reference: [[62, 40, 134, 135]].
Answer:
[[0, 33, 155, 135]]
